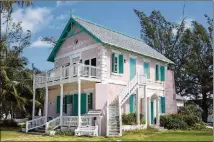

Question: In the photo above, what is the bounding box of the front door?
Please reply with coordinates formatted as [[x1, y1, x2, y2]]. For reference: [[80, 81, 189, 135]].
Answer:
[[151, 100, 154, 124], [129, 58, 136, 113]]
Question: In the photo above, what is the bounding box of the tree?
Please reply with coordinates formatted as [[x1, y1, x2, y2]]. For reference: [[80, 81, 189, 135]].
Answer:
[[134, 9, 213, 122]]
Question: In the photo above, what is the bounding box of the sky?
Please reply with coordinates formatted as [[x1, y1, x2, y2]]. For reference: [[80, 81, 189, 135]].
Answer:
[[8, 1, 212, 71]]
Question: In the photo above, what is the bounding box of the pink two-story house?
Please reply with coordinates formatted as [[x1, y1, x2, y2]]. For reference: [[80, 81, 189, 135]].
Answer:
[[26, 15, 176, 136]]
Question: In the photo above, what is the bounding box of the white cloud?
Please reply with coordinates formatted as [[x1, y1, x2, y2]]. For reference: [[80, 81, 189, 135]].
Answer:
[[11, 7, 53, 34], [49, 24, 64, 30], [56, 1, 77, 7], [172, 18, 194, 35], [55, 14, 68, 20], [30, 37, 53, 48]]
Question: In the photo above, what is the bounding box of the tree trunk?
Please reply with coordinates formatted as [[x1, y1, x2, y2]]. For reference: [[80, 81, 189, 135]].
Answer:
[[201, 92, 208, 122]]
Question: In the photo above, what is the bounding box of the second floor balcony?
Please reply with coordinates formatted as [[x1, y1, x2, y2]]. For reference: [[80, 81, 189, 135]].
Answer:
[[34, 64, 101, 88]]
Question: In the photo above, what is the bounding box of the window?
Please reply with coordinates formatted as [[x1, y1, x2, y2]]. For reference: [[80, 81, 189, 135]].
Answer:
[[144, 62, 150, 79], [156, 64, 165, 81], [112, 53, 124, 74]]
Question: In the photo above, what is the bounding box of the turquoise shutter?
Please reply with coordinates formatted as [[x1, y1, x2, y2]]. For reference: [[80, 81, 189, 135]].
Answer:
[[119, 54, 124, 74], [56, 96, 60, 113], [160, 66, 165, 81], [156, 65, 159, 81], [81, 93, 87, 114], [161, 97, 166, 113], [112, 53, 115, 73], [129, 95, 134, 113]]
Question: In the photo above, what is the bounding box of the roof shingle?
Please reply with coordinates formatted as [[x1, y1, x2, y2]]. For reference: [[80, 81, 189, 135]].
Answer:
[[73, 16, 173, 64]]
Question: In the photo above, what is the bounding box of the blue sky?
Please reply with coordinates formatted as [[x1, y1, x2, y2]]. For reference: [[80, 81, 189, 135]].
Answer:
[[11, 1, 212, 71]]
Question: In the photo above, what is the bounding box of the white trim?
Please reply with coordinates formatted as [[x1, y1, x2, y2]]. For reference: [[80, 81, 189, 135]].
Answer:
[[55, 43, 102, 60], [129, 54, 137, 59], [143, 61, 150, 79], [106, 79, 126, 86], [111, 49, 122, 54]]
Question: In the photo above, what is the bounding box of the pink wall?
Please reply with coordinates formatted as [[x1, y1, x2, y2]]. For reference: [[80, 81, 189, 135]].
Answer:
[[105, 48, 166, 89], [165, 70, 177, 114], [54, 24, 99, 68]]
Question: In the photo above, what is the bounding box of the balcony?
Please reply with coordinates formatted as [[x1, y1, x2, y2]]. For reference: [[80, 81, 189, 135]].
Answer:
[[34, 64, 101, 88]]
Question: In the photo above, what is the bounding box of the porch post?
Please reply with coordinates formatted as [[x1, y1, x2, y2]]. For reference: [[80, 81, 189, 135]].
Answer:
[[156, 97, 160, 126], [78, 78, 81, 127], [45, 71, 49, 122], [32, 88, 36, 119], [77, 63, 81, 128], [32, 74, 36, 119], [60, 84, 64, 125], [136, 74, 140, 125], [45, 86, 48, 122], [144, 86, 147, 126]]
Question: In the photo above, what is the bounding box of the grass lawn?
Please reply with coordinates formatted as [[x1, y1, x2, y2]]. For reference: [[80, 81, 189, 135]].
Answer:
[[0, 127, 213, 141]]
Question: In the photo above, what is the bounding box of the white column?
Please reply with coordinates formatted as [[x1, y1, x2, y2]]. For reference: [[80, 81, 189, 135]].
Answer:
[[136, 86, 140, 125], [32, 74, 36, 119], [32, 88, 36, 119], [144, 86, 147, 126], [60, 84, 63, 125], [78, 78, 81, 127], [147, 97, 151, 125], [156, 97, 160, 125], [45, 86, 48, 122]]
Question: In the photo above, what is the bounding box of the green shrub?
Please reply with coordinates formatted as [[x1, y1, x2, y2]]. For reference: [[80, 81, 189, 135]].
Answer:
[[122, 113, 144, 125], [160, 114, 199, 130], [192, 122, 206, 130], [0, 119, 18, 127]]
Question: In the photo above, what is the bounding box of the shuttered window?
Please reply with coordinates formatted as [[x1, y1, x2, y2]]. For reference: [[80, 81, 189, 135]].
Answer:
[[112, 52, 124, 74], [156, 65, 165, 81], [144, 62, 150, 79]]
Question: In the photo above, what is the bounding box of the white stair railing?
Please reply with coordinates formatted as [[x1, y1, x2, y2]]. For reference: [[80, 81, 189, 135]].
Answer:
[[26, 116, 46, 132], [45, 116, 61, 132], [119, 74, 138, 106]]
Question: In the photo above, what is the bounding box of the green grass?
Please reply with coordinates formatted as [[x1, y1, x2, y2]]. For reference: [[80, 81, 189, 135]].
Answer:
[[0, 127, 213, 141]]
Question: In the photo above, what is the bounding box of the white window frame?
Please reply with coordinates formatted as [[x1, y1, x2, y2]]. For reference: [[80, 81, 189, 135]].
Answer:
[[113, 53, 119, 73]]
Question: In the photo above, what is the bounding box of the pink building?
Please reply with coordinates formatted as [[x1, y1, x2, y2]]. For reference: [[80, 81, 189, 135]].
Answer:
[[26, 15, 176, 136]]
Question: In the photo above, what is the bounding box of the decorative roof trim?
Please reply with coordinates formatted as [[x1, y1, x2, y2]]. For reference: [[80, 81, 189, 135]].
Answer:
[[47, 17, 102, 62]]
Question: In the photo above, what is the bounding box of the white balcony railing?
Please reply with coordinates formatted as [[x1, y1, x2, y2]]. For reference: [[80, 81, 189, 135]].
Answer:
[[34, 64, 101, 88], [26, 116, 46, 132]]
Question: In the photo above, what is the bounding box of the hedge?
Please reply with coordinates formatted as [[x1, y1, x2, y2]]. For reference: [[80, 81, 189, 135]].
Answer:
[[160, 114, 204, 130], [122, 113, 144, 125]]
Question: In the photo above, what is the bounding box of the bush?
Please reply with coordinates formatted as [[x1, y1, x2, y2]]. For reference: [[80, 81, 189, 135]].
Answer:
[[178, 103, 203, 119], [122, 113, 144, 125], [160, 114, 201, 130], [0, 119, 18, 127], [192, 122, 206, 130]]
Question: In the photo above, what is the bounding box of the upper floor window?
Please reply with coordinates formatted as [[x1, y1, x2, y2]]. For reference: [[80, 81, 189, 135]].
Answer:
[[156, 64, 165, 81], [112, 52, 124, 74], [144, 62, 150, 79]]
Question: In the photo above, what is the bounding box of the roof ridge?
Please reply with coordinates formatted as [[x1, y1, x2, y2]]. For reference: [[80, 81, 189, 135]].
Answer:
[[72, 15, 143, 42]]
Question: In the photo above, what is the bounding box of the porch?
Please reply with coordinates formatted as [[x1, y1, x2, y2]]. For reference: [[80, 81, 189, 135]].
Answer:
[[34, 63, 101, 89]]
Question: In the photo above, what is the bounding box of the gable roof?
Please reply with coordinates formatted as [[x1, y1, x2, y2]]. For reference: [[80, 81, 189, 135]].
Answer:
[[48, 16, 173, 64]]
